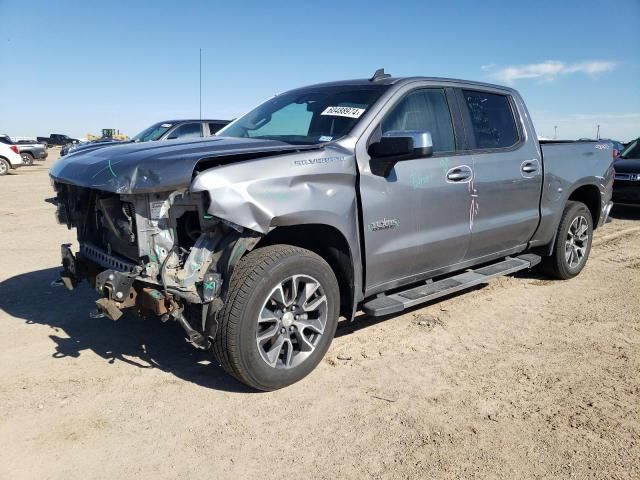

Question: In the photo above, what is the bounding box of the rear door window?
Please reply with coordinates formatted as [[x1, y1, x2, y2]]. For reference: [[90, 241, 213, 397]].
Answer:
[[461, 90, 519, 149], [169, 123, 202, 139]]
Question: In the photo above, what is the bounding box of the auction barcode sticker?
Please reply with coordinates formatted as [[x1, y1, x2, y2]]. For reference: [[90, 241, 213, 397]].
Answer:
[[149, 200, 168, 225], [321, 106, 366, 119]]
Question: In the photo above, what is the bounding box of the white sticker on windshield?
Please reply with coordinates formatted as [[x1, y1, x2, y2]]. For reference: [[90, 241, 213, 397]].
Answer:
[[319, 135, 333, 142], [160, 123, 173, 128], [321, 106, 366, 119]]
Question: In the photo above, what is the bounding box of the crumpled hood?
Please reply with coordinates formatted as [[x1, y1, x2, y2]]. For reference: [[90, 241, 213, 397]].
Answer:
[[50, 137, 322, 194], [614, 158, 640, 174]]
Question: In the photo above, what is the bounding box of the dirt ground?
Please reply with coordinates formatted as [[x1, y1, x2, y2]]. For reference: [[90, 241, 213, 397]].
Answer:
[[1, 149, 638, 479]]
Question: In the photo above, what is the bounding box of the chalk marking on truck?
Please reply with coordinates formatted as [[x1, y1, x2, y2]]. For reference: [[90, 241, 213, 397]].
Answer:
[[468, 173, 479, 231]]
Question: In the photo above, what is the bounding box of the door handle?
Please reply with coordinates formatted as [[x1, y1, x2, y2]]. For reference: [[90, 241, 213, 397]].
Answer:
[[446, 168, 471, 182], [521, 161, 539, 174]]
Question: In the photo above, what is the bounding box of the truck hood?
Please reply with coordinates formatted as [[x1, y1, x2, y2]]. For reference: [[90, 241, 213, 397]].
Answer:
[[614, 158, 640, 174], [50, 137, 323, 194]]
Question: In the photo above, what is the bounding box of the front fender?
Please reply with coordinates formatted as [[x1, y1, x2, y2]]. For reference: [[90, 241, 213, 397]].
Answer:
[[190, 146, 363, 306], [190, 146, 357, 234]]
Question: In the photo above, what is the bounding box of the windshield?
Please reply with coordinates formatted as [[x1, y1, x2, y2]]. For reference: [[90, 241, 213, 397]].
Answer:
[[620, 139, 639, 159], [132, 122, 173, 142], [217, 85, 389, 145]]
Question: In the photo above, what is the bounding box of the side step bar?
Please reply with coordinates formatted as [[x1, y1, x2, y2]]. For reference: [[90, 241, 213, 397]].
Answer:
[[362, 254, 541, 317]]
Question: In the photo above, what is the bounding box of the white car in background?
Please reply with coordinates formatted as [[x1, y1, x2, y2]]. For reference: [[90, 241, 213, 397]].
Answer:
[[0, 142, 24, 176]]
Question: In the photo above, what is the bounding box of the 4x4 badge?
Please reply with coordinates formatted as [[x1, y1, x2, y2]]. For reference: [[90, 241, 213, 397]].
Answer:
[[368, 217, 400, 232]]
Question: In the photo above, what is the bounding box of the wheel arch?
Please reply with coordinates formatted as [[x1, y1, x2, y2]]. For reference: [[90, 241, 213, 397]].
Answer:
[[253, 224, 355, 319], [567, 183, 601, 229], [535, 184, 601, 257]]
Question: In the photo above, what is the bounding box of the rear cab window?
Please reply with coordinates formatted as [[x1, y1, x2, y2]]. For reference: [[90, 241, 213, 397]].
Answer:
[[461, 90, 520, 150]]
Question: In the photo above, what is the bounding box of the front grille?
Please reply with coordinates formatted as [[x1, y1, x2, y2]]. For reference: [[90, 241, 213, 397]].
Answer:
[[615, 173, 640, 181]]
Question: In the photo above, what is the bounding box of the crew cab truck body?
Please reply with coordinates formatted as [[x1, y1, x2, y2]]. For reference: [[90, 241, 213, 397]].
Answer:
[[49, 72, 614, 390], [37, 133, 79, 147]]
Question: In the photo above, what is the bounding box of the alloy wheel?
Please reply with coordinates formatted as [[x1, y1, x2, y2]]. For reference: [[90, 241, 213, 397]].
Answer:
[[565, 215, 589, 268], [256, 274, 328, 369]]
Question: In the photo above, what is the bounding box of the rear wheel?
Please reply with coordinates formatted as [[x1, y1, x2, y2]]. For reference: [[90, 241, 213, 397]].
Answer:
[[21, 152, 34, 166], [541, 201, 593, 279], [211, 245, 340, 391], [0, 158, 9, 176]]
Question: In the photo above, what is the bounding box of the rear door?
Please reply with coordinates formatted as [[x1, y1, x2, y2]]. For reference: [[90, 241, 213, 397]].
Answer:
[[357, 85, 472, 293], [457, 89, 542, 260]]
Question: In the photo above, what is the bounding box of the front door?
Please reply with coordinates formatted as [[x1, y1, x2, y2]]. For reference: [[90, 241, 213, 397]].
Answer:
[[358, 87, 472, 293]]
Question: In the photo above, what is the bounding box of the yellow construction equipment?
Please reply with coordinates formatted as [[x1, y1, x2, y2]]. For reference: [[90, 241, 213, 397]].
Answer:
[[86, 129, 129, 141]]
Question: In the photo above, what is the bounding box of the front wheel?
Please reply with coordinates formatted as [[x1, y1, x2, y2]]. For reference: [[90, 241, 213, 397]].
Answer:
[[211, 245, 340, 391], [540, 201, 593, 279]]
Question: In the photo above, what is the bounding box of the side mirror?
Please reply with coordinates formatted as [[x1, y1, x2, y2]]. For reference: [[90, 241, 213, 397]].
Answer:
[[167, 135, 178, 140], [368, 131, 433, 177]]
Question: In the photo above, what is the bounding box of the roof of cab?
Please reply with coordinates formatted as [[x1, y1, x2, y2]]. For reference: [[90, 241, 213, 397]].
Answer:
[[158, 119, 230, 124], [298, 76, 517, 94]]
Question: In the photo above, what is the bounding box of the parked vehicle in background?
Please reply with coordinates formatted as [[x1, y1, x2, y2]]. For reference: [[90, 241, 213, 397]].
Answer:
[[600, 139, 625, 159], [0, 142, 24, 175], [12, 137, 42, 145], [36, 133, 79, 148], [60, 137, 122, 157], [0, 135, 48, 166], [133, 119, 229, 141], [60, 119, 230, 157], [50, 71, 614, 390], [613, 137, 640, 206]]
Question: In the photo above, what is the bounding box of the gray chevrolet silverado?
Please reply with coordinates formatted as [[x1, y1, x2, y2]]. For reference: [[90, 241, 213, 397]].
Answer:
[[50, 70, 614, 390]]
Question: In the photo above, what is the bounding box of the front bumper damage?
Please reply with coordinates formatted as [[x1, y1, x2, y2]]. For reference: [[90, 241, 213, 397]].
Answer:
[[54, 186, 261, 350]]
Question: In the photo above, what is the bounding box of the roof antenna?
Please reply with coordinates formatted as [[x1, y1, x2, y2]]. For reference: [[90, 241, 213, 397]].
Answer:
[[370, 68, 391, 82]]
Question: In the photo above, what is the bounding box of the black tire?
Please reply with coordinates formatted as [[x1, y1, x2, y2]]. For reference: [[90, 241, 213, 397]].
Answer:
[[0, 158, 9, 176], [212, 244, 340, 391], [540, 201, 593, 279], [21, 152, 34, 166]]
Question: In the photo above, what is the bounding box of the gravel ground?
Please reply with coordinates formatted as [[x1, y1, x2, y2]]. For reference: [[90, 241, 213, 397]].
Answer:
[[1, 149, 639, 479]]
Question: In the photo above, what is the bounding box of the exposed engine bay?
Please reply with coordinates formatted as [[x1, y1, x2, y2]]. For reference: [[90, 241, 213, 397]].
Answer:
[[52, 181, 260, 348]]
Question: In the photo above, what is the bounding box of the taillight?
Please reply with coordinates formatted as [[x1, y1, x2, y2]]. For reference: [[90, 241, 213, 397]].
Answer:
[[10, 145, 19, 155]]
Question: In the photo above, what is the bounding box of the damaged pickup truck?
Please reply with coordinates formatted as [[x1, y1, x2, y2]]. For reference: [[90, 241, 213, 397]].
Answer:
[[50, 70, 614, 390]]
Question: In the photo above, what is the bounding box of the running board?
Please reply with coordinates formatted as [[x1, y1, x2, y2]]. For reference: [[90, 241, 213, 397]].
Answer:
[[362, 254, 541, 317]]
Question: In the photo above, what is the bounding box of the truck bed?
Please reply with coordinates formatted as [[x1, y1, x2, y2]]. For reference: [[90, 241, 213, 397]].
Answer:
[[531, 139, 614, 249]]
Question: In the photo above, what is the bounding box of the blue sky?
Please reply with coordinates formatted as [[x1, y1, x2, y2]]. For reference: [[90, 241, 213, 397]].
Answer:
[[1, 0, 639, 141]]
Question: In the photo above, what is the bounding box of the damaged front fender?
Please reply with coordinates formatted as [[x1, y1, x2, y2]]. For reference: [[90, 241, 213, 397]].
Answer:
[[190, 145, 358, 235]]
